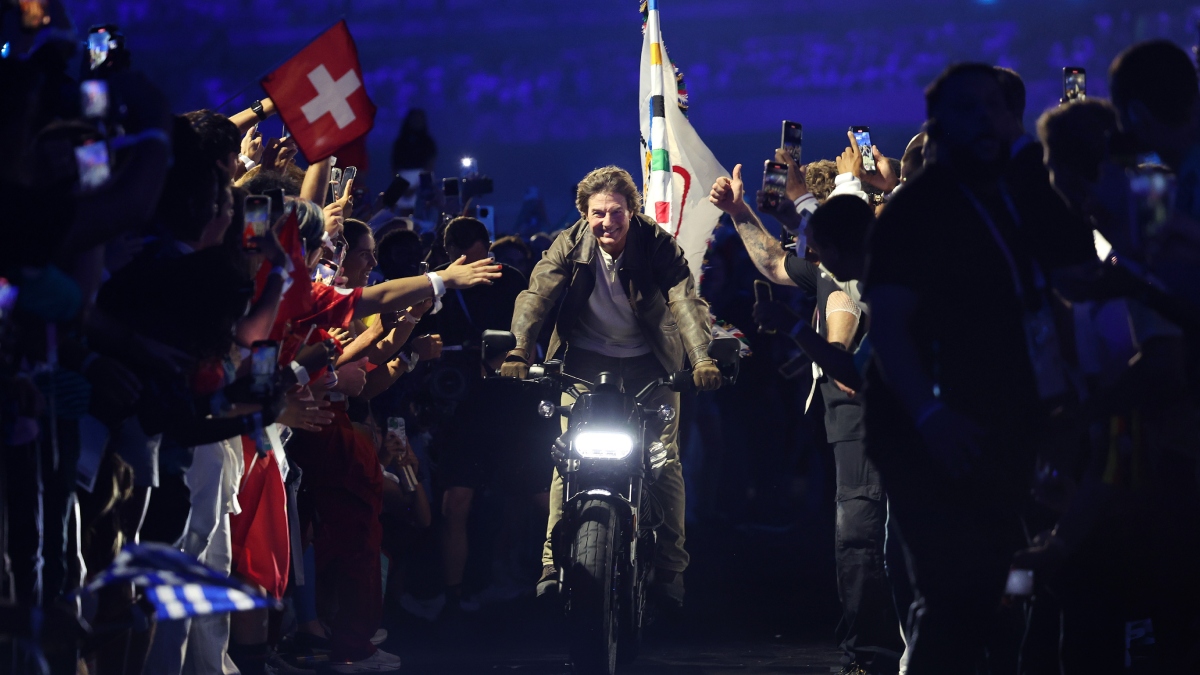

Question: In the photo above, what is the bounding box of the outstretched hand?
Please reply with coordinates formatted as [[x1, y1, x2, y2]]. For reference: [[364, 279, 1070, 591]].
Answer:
[[438, 256, 502, 290]]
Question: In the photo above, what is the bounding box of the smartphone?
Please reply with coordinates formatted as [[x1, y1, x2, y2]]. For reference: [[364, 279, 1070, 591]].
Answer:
[[80, 79, 108, 119], [761, 160, 789, 211], [1062, 67, 1086, 102], [315, 260, 338, 285], [443, 177, 460, 198], [0, 278, 19, 322], [339, 166, 357, 200], [418, 261, 430, 276], [86, 25, 126, 73], [1129, 168, 1176, 244], [329, 167, 343, 203], [387, 416, 406, 441], [781, 121, 802, 165], [382, 173, 412, 207], [265, 187, 285, 224], [753, 279, 776, 334], [242, 195, 270, 251], [75, 141, 111, 190], [1005, 568, 1034, 597], [330, 235, 347, 268], [250, 340, 279, 397], [86, 31, 109, 70], [778, 352, 812, 381], [851, 126, 876, 172]]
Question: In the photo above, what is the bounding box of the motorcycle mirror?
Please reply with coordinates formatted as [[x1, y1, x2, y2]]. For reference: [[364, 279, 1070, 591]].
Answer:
[[481, 330, 517, 362], [707, 336, 742, 366]]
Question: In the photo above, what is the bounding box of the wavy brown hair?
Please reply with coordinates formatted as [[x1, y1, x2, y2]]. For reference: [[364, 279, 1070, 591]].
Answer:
[[575, 166, 643, 216], [804, 160, 840, 202]]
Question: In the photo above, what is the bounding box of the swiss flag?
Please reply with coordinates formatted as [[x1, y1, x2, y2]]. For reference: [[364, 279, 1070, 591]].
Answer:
[[261, 21, 376, 163]]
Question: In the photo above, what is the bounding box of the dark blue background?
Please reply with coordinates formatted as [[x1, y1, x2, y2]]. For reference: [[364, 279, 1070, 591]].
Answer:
[[69, 0, 1200, 230]]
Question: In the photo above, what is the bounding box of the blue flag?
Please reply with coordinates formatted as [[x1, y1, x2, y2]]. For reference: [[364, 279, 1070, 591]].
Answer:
[[85, 543, 278, 620]]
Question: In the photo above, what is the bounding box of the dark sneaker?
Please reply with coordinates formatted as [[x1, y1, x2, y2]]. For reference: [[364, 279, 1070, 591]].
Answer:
[[536, 564, 559, 599]]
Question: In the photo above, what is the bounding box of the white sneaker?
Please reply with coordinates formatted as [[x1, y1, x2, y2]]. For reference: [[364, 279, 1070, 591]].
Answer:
[[330, 647, 403, 673], [399, 591, 445, 621], [370, 628, 388, 646]]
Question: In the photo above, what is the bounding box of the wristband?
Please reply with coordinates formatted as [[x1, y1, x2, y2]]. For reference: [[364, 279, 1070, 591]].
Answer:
[[426, 272, 446, 314], [288, 360, 310, 386], [398, 351, 420, 373], [239, 153, 258, 170], [251, 99, 267, 120], [913, 401, 945, 429]]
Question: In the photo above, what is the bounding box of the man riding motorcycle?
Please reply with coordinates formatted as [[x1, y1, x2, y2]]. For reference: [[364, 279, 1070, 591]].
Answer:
[[499, 165, 722, 607]]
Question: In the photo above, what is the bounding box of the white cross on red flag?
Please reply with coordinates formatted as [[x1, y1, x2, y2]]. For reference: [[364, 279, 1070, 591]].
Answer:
[[261, 20, 376, 163]]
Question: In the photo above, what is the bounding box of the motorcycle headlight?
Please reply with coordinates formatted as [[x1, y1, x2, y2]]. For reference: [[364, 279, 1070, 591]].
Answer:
[[574, 431, 634, 460]]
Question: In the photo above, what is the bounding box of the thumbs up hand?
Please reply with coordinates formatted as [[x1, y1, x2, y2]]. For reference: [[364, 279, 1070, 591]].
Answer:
[[709, 164, 750, 219]]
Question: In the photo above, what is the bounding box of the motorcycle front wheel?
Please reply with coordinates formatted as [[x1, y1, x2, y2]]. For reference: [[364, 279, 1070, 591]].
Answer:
[[567, 499, 621, 675]]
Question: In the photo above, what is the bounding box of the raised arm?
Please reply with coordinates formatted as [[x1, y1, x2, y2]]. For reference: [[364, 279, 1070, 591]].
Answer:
[[229, 97, 277, 135], [709, 164, 795, 286]]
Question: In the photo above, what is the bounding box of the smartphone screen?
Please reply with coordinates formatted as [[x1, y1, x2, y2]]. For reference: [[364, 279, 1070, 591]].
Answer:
[[80, 80, 109, 119], [443, 177, 460, 198], [781, 121, 802, 165], [87, 31, 109, 70], [339, 166, 357, 200], [1130, 168, 1175, 244], [329, 167, 343, 203], [851, 126, 876, 172], [1063, 67, 1086, 102], [761, 160, 788, 210], [250, 341, 279, 396], [315, 260, 338, 285], [75, 142, 111, 190], [243, 195, 270, 251]]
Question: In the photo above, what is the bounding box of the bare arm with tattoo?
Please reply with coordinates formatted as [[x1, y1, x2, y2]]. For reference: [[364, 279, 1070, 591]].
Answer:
[[709, 163, 796, 287]]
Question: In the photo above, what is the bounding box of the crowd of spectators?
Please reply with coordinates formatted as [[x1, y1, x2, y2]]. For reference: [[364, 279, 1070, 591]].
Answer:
[[3, 2, 1200, 675]]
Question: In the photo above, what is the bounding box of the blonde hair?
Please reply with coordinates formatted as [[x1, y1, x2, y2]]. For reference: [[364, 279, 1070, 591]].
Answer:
[[575, 166, 643, 216]]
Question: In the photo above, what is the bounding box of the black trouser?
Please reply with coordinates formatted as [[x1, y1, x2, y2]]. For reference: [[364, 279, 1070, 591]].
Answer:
[[878, 448, 1027, 675], [7, 416, 81, 607], [833, 438, 903, 672]]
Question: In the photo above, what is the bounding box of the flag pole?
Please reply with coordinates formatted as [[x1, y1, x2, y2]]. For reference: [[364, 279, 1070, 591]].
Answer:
[[215, 18, 348, 112]]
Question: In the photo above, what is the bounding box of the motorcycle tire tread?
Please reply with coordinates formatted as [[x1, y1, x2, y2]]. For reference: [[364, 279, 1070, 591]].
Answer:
[[567, 500, 620, 675]]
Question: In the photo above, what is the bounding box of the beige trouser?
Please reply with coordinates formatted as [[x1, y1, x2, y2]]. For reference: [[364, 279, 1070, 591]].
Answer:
[[541, 348, 688, 573]]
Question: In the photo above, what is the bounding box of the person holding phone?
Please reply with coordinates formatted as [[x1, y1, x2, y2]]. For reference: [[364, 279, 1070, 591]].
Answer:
[[500, 166, 722, 609], [710, 168, 903, 675]]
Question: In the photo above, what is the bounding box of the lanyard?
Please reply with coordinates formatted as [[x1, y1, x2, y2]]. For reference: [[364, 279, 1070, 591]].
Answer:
[[958, 183, 1046, 306]]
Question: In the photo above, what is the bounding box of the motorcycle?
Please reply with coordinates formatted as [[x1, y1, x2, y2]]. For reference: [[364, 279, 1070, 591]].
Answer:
[[482, 331, 742, 675]]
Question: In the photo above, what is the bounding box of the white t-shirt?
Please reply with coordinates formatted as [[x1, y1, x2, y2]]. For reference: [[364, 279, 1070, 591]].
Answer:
[[569, 248, 652, 358]]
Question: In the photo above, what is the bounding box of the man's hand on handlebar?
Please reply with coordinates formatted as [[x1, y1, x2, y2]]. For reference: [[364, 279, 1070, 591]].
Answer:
[[693, 360, 723, 391], [499, 349, 530, 379]]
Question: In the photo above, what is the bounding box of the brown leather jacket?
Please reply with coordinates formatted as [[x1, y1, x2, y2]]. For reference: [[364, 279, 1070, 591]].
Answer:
[[510, 214, 712, 373]]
